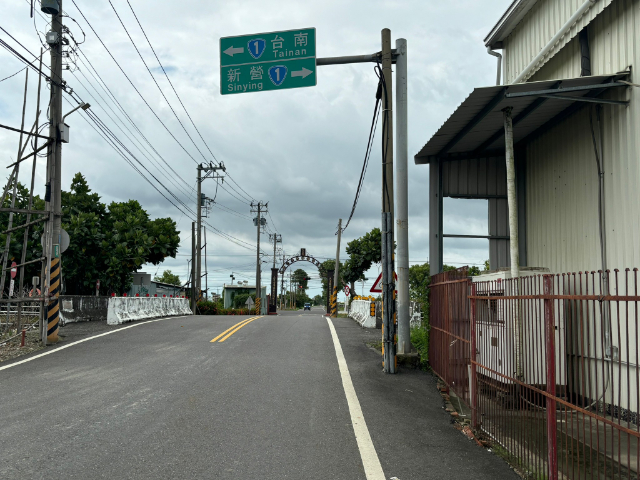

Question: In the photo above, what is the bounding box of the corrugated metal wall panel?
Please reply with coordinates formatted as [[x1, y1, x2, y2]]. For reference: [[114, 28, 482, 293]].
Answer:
[[441, 157, 507, 197], [524, 0, 640, 274], [503, 0, 614, 84], [589, 0, 640, 270], [526, 108, 602, 273]]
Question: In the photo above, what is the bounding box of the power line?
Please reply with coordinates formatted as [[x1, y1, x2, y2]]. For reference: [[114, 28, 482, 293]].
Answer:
[[124, 0, 220, 166], [107, 0, 211, 165], [342, 73, 382, 233], [70, 0, 202, 165]]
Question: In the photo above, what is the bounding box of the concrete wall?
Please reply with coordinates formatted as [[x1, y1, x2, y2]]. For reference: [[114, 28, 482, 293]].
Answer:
[[107, 297, 192, 325], [59, 296, 109, 325], [348, 300, 377, 328]]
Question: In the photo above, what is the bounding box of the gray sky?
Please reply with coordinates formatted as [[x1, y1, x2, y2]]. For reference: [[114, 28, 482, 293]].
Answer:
[[0, 0, 512, 300]]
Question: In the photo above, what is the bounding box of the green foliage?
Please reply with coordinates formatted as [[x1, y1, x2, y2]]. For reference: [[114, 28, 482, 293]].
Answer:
[[411, 326, 430, 370], [233, 293, 255, 309], [0, 181, 47, 290], [154, 270, 181, 286], [318, 259, 344, 303], [58, 174, 180, 295], [196, 300, 252, 316], [292, 268, 309, 291], [312, 294, 322, 306], [344, 227, 382, 283], [409, 262, 430, 322]]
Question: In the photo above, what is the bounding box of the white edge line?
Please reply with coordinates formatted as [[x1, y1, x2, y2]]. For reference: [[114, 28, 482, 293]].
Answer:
[[0, 315, 190, 372], [326, 317, 386, 480]]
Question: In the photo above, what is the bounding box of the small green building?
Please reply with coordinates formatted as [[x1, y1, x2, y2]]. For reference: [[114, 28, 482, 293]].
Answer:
[[222, 284, 267, 314]]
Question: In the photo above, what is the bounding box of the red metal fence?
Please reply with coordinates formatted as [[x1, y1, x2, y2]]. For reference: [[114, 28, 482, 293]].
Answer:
[[430, 269, 640, 479]]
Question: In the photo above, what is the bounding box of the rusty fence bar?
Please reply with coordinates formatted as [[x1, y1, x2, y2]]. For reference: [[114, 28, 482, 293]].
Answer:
[[430, 269, 640, 479]]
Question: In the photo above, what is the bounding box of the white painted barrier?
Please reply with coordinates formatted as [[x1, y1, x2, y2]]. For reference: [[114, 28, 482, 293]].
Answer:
[[107, 297, 192, 325], [348, 300, 376, 328]]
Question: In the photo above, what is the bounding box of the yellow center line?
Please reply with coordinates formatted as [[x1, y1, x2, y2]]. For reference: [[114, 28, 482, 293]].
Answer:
[[210, 316, 259, 343], [218, 316, 264, 343]]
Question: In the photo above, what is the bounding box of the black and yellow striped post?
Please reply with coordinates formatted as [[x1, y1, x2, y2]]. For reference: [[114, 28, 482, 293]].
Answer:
[[254, 297, 261, 316], [330, 286, 338, 317], [47, 257, 61, 343]]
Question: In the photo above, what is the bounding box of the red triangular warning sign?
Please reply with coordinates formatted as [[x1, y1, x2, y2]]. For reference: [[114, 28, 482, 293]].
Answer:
[[370, 272, 397, 293]]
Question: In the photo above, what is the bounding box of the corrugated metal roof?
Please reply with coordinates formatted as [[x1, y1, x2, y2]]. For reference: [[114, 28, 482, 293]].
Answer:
[[484, 0, 538, 48], [414, 74, 628, 164]]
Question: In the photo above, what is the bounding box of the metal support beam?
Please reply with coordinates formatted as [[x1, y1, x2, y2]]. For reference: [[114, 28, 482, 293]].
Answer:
[[429, 159, 443, 274], [505, 82, 627, 98], [316, 49, 397, 66]]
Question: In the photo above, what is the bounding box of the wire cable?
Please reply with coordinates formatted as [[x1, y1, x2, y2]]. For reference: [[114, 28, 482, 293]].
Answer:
[[70, 0, 202, 165]]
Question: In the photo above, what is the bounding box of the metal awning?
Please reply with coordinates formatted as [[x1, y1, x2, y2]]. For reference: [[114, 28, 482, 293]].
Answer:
[[414, 73, 629, 164]]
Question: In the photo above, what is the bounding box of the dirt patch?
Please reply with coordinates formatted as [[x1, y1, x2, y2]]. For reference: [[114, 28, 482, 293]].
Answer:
[[0, 328, 45, 363]]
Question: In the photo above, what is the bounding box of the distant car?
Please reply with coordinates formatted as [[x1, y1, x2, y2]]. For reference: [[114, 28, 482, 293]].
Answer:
[[304, 303, 311, 311]]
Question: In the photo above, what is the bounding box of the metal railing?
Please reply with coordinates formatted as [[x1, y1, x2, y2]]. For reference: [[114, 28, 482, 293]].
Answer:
[[430, 269, 640, 479]]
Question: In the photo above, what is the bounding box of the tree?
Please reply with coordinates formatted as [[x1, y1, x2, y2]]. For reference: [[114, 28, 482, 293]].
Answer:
[[154, 270, 181, 286], [292, 268, 309, 291], [0, 181, 46, 294], [61, 175, 180, 295], [409, 263, 430, 324], [318, 259, 344, 304], [233, 293, 255, 309], [344, 228, 386, 301]]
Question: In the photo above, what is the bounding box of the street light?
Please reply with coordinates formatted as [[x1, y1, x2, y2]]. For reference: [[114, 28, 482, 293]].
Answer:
[[60, 103, 90, 144], [62, 102, 91, 122]]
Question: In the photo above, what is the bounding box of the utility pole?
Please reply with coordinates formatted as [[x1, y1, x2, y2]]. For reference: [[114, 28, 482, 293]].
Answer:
[[191, 222, 196, 313], [204, 227, 208, 300], [44, 1, 65, 343], [332, 219, 342, 318], [395, 38, 411, 354], [280, 252, 285, 310], [251, 201, 267, 314], [196, 163, 225, 304], [381, 29, 396, 373], [269, 233, 281, 312]]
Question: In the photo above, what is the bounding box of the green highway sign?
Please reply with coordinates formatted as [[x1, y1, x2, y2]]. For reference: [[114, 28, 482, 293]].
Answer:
[[220, 28, 316, 95]]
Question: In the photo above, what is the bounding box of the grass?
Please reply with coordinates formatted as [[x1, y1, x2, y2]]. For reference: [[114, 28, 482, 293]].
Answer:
[[410, 325, 429, 370]]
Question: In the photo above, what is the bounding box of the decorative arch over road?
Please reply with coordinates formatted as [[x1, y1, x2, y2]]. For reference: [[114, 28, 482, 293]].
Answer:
[[278, 254, 322, 275]]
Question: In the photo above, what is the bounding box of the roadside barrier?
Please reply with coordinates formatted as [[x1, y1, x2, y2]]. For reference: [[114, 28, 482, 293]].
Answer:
[[348, 299, 376, 328], [107, 296, 192, 325]]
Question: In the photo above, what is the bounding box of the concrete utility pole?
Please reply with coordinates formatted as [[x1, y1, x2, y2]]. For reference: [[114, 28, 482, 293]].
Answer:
[[251, 201, 267, 314], [395, 38, 411, 354], [45, 1, 64, 343], [191, 222, 196, 313], [332, 219, 342, 318], [269, 233, 281, 312], [381, 28, 396, 373], [196, 163, 225, 303]]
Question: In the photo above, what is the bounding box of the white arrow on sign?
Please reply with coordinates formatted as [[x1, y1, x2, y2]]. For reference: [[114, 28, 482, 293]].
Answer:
[[291, 67, 313, 79], [223, 46, 244, 57]]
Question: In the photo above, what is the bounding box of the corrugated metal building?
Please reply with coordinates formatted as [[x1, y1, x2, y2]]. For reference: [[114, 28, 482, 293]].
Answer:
[[416, 0, 640, 441], [418, 0, 639, 275]]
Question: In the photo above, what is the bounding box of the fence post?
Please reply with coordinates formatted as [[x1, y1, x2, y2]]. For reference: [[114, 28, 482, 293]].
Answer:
[[543, 274, 558, 480], [470, 282, 478, 429]]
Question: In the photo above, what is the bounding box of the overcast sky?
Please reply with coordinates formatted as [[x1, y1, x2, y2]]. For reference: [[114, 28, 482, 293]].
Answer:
[[0, 0, 512, 300]]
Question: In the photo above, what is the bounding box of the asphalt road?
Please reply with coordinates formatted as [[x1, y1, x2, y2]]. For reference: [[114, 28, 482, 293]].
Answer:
[[0, 307, 518, 479]]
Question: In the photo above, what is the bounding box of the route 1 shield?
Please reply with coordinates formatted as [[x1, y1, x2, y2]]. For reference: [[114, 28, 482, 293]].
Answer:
[[268, 65, 288, 86], [247, 38, 266, 59]]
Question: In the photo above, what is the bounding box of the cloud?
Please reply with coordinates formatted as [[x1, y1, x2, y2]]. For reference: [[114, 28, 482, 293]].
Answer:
[[0, 0, 512, 297]]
